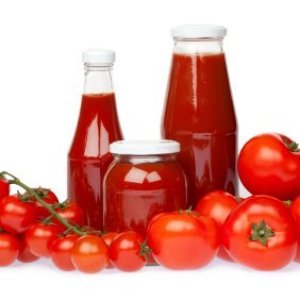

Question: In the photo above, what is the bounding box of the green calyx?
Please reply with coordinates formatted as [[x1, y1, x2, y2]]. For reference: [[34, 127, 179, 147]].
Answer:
[[287, 141, 300, 152], [250, 220, 275, 246], [283, 200, 292, 207], [138, 242, 151, 262]]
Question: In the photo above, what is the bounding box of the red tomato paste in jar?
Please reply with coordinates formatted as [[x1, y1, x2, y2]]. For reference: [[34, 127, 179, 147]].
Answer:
[[103, 140, 187, 237], [162, 25, 237, 207]]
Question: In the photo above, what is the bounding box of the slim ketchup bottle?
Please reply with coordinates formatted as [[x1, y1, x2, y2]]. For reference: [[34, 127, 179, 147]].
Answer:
[[68, 49, 123, 230], [162, 25, 237, 207]]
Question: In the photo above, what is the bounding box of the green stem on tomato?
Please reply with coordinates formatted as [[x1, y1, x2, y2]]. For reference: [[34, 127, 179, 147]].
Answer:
[[0, 171, 86, 236]]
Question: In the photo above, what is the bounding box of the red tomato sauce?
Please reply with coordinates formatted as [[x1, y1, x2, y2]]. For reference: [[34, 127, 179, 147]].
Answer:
[[103, 154, 187, 237], [162, 53, 237, 207], [68, 93, 123, 230]]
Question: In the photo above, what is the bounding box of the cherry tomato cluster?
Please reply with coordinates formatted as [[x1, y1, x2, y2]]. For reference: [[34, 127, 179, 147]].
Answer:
[[0, 132, 300, 273]]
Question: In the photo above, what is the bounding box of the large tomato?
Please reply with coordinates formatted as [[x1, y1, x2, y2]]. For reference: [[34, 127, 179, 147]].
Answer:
[[238, 133, 300, 199], [289, 195, 300, 262], [222, 195, 297, 270], [147, 211, 219, 269], [195, 190, 238, 261]]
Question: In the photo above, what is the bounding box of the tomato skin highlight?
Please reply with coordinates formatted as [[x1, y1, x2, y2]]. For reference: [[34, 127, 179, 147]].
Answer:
[[102, 232, 118, 268], [71, 235, 108, 273], [0, 179, 9, 200], [0, 195, 37, 234], [0, 233, 19, 266], [195, 190, 238, 262], [147, 212, 219, 270], [238, 133, 300, 200], [17, 234, 39, 263], [222, 195, 297, 271], [25, 223, 59, 257], [289, 196, 300, 262], [50, 234, 79, 271], [109, 231, 147, 272]]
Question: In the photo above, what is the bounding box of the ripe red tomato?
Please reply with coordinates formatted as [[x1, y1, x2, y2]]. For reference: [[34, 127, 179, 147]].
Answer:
[[102, 232, 118, 268], [147, 212, 219, 269], [17, 234, 39, 263], [30, 188, 59, 219], [50, 234, 80, 271], [71, 235, 108, 273], [0, 233, 19, 266], [0, 179, 9, 200], [53, 201, 84, 232], [0, 195, 37, 234], [222, 195, 297, 270], [289, 195, 300, 262], [25, 223, 59, 257], [238, 133, 300, 199], [195, 190, 238, 262], [109, 231, 147, 272]]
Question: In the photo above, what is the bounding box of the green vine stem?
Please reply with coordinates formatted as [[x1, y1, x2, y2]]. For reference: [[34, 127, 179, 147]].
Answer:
[[0, 171, 86, 236]]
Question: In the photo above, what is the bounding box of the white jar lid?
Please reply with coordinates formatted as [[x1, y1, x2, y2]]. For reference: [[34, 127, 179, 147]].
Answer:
[[82, 49, 115, 65], [110, 140, 180, 155], [171, 24, 227, 39]]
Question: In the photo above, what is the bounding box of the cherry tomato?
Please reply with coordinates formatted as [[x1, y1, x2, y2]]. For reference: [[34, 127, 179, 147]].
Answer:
[[223, 195, 297, 270], [109, 231, 147, 272], [147, 212, 219, 269], [25, 223, 59, 257], [50, 234, 80, 271], [0, 195, 37, 234], [0, 233, 19, 266], [53, 201, 84, 232], [71, 235, 108, 273], [238, 133, 300, 199], [30, 188, 59, 219], [289, 196, 300, 262], [17, 234, 39, 263], [195, 190, 238, 262], [0, 179, 9, 200], [102, 232, 118, 268]]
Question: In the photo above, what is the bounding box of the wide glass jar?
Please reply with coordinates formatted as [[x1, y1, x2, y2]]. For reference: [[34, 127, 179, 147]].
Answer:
[[103, 140, 187, 237]]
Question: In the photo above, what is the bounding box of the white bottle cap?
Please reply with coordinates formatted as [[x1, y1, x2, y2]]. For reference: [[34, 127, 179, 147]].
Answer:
[[82, 49, 115, 65], [110, 140, 180, 155], [171, 24, 227, 39]]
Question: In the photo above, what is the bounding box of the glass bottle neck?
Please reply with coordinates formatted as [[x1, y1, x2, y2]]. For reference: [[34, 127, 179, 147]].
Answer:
[[173, 38, 224, 55], [83, 65, 114, 94]]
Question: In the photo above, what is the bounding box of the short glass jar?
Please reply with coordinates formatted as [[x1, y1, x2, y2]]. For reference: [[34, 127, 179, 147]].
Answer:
[[103, 140, 187, 237]]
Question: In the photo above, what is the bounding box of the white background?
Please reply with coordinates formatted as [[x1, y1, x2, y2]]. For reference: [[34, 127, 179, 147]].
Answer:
[[0, 0, 299, 299]]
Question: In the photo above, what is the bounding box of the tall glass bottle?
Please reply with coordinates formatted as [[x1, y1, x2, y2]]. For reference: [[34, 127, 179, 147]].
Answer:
[[68, 49, 123, 230], [162, 25, 237, 207]]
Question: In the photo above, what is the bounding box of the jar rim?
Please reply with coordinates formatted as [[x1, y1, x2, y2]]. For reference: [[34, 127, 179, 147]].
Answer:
[[110, 140, 180, 155]]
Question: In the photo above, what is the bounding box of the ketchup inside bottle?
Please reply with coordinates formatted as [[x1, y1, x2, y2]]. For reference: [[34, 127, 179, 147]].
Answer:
[[68, 50, 123, 230], [162, 37, 237, 207]]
